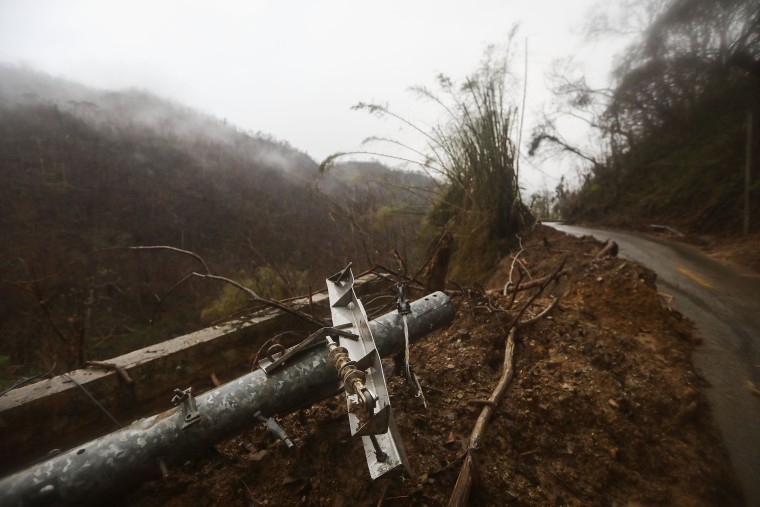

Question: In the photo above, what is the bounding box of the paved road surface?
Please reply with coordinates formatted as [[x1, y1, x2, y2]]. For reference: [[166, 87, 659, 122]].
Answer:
[[550, 224, 760, 507]]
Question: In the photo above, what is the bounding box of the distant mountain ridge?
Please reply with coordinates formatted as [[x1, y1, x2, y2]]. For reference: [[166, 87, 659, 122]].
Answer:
[[0, 65, 433, 379], [0, 64, 319, 177]]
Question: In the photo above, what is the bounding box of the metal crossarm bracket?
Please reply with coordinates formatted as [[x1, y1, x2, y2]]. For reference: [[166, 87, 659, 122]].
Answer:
[[326, 264, 410, 479], [171, 387, 200, 429]]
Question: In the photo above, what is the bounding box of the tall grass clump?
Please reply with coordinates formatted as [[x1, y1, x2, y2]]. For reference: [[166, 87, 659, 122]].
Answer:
[[321, 45, 533, 283]]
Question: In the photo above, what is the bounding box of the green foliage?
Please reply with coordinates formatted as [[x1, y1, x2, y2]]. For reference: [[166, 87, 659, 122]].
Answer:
[[200, 266, 309, 324], [322, 43, 534, 283], [549, 0, 759, 234]]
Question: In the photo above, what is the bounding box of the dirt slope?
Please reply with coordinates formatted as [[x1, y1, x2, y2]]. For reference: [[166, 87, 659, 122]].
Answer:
[[123, 226, 743, 506]]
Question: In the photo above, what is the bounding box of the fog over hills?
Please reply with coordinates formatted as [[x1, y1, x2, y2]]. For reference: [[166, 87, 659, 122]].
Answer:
[[0, 65, 433, 377]]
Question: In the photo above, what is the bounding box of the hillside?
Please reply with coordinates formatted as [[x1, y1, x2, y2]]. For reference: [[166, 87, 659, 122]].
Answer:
[[0, 66, 433, 382], [545, 0, 758, 240], [0, 59, 747, 507]]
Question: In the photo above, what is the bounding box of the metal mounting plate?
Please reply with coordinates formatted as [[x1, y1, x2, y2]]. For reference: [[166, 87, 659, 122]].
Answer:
[[326, 265, 410, 479]]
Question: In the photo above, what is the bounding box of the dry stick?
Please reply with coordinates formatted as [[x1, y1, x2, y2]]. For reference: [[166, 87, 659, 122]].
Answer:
[[126, 245, 211, 273], [193, 273, 325, 328], [505, 271, 524, 309], [127, 245, 325, 328], [447, 328, 516, 507], [506, 259, 566, 331], [368, 264, 427, 292], [149, 272, 194, 323], [85, 360, 134, 385], [594, 240, 618, 259], [519, 295, 562, 327], [430, 453, 467, 477], [503, 268, 569, 294], [447, 260, 566, 507], [507, 235, 525, 285], [376, 483, 389, 507]]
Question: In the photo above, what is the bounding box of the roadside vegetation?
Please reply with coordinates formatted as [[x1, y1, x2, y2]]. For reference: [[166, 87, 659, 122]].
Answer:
[[532, 0, 759, 235], [321, 44, 533, 283]]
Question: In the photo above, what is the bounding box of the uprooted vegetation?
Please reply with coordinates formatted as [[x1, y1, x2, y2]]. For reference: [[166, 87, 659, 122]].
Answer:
[[321, 42, 534, 286], [123, 226, 743, 507]]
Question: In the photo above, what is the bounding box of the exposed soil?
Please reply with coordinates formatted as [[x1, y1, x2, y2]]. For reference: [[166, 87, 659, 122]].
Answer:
[[122, 226, 743, 507], [689, 233, 760, 277]]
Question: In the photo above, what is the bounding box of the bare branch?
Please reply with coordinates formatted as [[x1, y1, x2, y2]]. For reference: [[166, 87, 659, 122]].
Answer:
[[519, 294, 562, 326], [448, 327, 517, 506], [190, 272, 325, 328], [126, 246, 211, 274]]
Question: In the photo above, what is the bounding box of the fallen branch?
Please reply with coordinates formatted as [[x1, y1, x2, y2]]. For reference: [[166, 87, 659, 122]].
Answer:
[[595, 240, 618, 258], [448, 260, 566, 506], [193, 272, 325, 327], [448, 327, 516, 507], [125, 245, 326, 328], [85, 360, 134, 385], [519, 295, 562, 327], [507, 235, 526, 285], [507, 259, 566, 331], [505, 271, 524, 309], [126, 246, 211, 273], [502, 269, 569, 294], [430, 452, 466, 477]]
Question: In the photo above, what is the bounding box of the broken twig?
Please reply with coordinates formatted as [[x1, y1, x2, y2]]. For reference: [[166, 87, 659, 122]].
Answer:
[[448, 260, 566, 506], [595, 240, 618, 258], [448, 327, 516, 507], [503, 269, 569, 294], [85, 361, 134, 385], [519, 295, 562, 326]]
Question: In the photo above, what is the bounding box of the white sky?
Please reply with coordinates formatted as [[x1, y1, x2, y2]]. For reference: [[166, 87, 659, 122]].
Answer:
[[0, 0, 633, 194]]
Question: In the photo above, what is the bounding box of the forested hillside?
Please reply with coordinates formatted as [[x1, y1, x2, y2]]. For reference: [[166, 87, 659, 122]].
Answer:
[[0, 66, 432, 382], [536, 0, 759, 235]]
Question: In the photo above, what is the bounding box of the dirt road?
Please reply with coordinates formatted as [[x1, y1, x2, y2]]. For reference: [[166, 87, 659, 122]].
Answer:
[[550, 223, 760, 507]]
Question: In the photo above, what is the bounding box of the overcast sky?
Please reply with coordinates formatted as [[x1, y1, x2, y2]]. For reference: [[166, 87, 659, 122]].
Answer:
[[0, 0, 633, 194]]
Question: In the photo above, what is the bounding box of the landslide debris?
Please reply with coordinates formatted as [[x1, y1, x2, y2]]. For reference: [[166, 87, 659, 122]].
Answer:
[[124, 226, 743, 507]]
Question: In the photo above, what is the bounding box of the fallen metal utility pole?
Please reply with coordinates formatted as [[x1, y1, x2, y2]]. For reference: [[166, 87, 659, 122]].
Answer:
[[0, 268, 453, 506]]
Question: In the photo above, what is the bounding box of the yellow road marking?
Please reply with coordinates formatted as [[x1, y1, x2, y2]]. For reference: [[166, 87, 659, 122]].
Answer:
[[677, 267, 713, 288]]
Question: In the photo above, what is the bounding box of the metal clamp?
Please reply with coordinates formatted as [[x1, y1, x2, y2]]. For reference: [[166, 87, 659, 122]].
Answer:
[[171, 387, 201, 429], [396, 283, 411, 316], [254, 411, 294, 448]]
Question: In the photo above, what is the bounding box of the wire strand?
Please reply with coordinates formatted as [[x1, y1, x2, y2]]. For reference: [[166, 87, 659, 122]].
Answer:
[[63, 373, 122, 429]]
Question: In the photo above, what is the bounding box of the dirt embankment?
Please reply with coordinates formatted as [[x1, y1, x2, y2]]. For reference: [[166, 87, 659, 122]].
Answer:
[[123, 226, 743, 506], [689, 233, 760, 276]]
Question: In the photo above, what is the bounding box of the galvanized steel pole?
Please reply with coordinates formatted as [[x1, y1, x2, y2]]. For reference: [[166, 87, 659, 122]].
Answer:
[[0, 291, 453, 507]]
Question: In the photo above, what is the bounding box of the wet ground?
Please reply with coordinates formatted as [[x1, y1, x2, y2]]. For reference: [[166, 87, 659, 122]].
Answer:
[[550, 224, 760, 507], [122, 225, 743, 506]]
